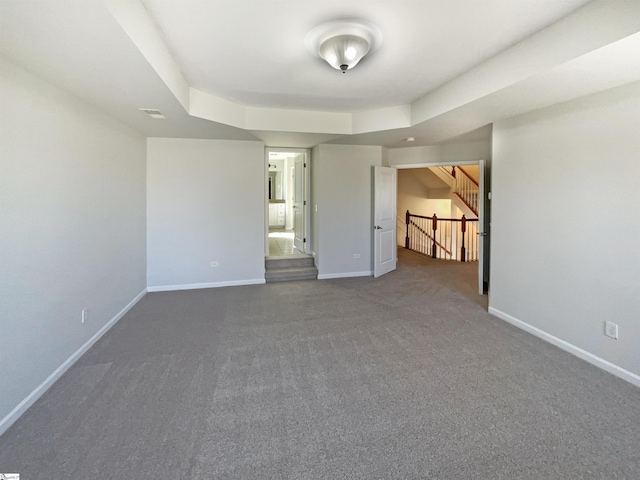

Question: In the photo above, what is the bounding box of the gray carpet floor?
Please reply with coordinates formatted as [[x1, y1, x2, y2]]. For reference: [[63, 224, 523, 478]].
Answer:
[[1, 249, 639, 479]]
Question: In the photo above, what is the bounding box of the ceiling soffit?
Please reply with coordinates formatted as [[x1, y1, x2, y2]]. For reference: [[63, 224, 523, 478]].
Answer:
[[105, 0, 640, 139]]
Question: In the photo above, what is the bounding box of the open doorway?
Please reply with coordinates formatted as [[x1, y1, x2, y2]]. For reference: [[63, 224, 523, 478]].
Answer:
[[394, 160, 489, 294], [265, 148, 311, 258]]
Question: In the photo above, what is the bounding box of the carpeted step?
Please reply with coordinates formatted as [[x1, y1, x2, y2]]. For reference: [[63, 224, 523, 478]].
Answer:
[[265, 256, 315, 269], [265, 266, 318, 282]]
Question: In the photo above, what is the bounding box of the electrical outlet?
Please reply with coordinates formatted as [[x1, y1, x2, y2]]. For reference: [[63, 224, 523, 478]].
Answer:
[[604, 321, 618, 339], [81, 308, 88, 324], [210, 261, 219, 267], [353, 254, 360, 258]]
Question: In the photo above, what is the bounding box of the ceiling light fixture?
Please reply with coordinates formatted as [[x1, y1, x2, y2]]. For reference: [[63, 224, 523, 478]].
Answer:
[[305, 20, 382, 73]]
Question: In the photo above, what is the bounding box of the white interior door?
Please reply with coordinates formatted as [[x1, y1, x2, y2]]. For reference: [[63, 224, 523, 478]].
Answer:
[[477, 159, 486, 295], [293, 154, 305, 252], [374, 166, 397, 278]]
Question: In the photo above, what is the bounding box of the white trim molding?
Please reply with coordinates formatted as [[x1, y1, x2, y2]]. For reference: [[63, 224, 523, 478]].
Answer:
[[0, 288, 148, 437], [147, 278, 266, 292], [393, 159, 481, 169], [489, 307, 640, 388], [318, 271, 373, 280]]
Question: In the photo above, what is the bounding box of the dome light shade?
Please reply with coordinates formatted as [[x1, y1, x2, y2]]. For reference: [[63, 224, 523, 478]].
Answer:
[[305, 20, 382, 73], [318, 34, 370, 72]]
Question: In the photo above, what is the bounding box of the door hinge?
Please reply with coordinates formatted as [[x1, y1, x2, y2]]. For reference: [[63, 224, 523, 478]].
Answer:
[[303, 201, 307, 205], [303, 238, 306, 243], [304, 163, 307, 167]]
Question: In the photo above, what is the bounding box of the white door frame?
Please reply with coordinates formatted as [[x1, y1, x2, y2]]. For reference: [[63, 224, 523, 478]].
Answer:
[[264, 147, 311, 256], [394, 159, 489, 294]]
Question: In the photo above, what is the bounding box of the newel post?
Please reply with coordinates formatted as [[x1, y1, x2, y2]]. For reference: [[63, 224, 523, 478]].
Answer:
[[405, 210, 410, 249], [431, 214, 438, 258], [460, 215, 467, 262]]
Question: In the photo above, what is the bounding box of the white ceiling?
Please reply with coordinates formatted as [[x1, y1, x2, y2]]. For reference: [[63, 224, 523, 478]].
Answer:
[[140, 0, 591, 112], [0, 0, 258, 141], [1, 0, 639, 148]]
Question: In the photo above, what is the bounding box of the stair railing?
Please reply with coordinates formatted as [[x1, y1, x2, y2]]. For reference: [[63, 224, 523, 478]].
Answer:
[[438, 165, 456, 179], [405, 210, 479, 262], [452, 166, 479, 216]]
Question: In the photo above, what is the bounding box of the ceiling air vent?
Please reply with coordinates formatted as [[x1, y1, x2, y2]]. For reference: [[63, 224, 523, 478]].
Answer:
[[139, 108, 166, 119]]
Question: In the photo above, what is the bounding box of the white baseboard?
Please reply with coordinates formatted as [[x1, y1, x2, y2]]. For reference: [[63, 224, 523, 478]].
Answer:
[[318, 271, 373, 280], [488, 307, 640, 388], [0, 288, 147, 437], [147, 278, 266, 292]]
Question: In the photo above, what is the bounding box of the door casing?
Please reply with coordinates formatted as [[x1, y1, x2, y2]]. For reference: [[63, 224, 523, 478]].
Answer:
[[393, 159, 489, 295], [264, 148, 311, 256]]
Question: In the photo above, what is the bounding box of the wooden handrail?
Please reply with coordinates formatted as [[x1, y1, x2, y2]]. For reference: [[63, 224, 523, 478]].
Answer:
[[405, 210, 479, 262], [456, 166, 479, 186], [408, 213, 478, 222], [453, 192, 478, 215], [408, 220, 452, 255]]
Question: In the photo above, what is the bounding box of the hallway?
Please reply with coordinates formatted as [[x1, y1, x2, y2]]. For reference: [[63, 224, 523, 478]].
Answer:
[[268, 229, 306, 257]]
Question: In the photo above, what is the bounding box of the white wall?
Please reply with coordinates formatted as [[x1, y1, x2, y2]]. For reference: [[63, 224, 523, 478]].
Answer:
[[397, 168, 430, 213], [439, 141, 492, 165], [312, 144, 383, 278], [0, 60, 147, 431], [397, 170, 452, 217], [386, 140, 491, 167], [490, 82, 640, 382], [147, 138, 265, 289], [385, 145, 441, 166]]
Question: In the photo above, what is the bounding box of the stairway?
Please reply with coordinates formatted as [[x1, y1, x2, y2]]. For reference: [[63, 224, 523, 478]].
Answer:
[[453, 191, 478, 217], [433, 165, 479, 217], [265, 255, 318, 282]]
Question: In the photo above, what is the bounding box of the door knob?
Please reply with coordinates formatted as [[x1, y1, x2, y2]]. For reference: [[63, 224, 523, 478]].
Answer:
[[374, 226, 382, 230]]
